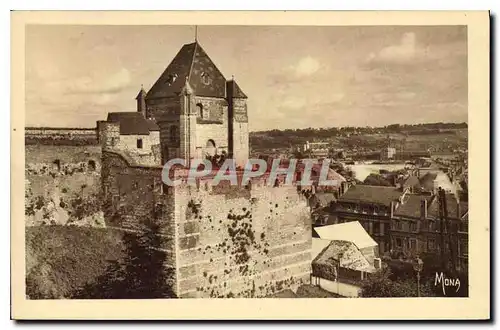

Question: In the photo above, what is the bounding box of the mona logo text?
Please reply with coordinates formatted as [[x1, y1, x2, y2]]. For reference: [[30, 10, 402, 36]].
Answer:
[[434, 272, 461, 295]]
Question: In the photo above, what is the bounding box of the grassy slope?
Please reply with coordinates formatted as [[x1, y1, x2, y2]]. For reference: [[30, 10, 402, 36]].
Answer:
[[26, 226, 342, 299], [26, 226, 125, 299]]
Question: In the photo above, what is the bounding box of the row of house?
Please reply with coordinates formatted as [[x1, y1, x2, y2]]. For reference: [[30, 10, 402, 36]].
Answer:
[[310, 183, 468, 272]]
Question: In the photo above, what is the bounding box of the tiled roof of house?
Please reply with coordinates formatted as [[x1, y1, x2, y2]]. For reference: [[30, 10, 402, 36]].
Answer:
[[310, 192, 337, 208], [338, 184, 403, 206], [394, 194, 434, 218], [314, 221, 378, 250], [427, 194, 468, 219], [403, 175, 421, 189], [107, 112, 159, 135], [146, 41, 231, 99], [312, 239, 374, 272], [227, 79, 247, 99]]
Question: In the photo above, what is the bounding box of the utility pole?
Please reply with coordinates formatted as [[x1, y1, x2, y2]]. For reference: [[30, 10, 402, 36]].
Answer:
[[438, 188, 446, 270], [438, 187, 456, 273]]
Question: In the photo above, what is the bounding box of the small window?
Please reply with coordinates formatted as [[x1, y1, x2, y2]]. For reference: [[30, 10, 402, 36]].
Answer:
[[410, 239, 417, 250], [53, 159, 61, 171], [201, 72, 211, 85], [396, 238, 402, 248], [166, 73, 178, 86], [196, 103, 209, 119], [428, 239, 436, 250], [88, 160, 96, 171], [137, 138, 143, 149]]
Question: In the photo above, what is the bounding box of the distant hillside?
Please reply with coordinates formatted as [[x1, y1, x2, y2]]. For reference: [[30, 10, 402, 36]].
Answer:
[[250, 122, 468, 153]]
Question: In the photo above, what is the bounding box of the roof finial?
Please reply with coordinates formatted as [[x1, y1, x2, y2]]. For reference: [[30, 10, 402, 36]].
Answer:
[[195, 26, 198, 42], [231, 75, 234, 81]]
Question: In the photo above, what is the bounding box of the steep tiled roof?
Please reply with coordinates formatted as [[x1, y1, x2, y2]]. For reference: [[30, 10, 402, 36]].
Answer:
[[427, 194, 468, 220], [135, 87, 146, 100], [394, 194, 434, 218], [107, 112, 159, 135], [403, 175, 421, 189], [314, 222, 378, 250], [313, 240, 374, 272], [227, 79, 247, 99], [338, 185, 403, 206], [146, 41, 229, 99]]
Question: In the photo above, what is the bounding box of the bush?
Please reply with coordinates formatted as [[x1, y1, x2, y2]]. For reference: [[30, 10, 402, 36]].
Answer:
[[26, 226, 124, 299]]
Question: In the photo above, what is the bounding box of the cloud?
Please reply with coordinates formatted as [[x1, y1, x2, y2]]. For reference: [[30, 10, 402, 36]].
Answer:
[[367, 32, 418, 63], [270, 56, 324, 84], [65, 68, 132, 95], [278, 94, 344, 111], [292, 56, 321, 77]]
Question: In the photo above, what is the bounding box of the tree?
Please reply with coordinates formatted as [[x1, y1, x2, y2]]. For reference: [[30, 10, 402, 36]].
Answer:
[[362, 174, 392, 186], [360, 269, 436, 298], [74, 222, 176, 299]]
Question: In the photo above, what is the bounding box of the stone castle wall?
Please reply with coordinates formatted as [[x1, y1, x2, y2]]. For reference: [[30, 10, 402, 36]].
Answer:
[[25, 144, 103, 226], [101, 151, 313, 298], [173, 179, 312, 298], [25, 127, 98, 145]]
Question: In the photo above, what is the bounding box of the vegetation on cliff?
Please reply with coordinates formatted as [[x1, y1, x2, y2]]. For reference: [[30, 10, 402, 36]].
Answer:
[[26, 224, 177, 299]]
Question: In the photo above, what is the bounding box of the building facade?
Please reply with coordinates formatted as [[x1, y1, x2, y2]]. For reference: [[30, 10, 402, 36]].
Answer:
[[380, 147, 396, 160], [312, 184, 468, 271], [97, 112, 161, 166]]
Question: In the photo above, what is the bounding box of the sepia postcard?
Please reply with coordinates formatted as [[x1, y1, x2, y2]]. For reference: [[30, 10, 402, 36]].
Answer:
[[11, 11, 490, 320]]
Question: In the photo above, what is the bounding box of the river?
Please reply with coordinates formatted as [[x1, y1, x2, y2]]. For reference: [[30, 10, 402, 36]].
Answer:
[[346, 163, 409, 181]]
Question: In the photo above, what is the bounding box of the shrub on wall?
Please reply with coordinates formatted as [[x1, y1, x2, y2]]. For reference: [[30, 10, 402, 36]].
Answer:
[[68, 192, 103, 221]]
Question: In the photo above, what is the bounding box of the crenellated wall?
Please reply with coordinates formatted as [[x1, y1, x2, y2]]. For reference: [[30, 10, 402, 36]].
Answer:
[[101, 150, 313, 298]]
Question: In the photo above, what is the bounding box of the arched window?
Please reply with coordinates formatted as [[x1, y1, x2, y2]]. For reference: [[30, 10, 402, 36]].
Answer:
[[201, 72, 211, 85], [196, 103, 204, 118], [205, 139, 216, 157]]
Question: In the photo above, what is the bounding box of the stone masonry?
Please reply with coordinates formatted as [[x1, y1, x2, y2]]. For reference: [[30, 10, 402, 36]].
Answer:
[[102, 150, 313, 298]]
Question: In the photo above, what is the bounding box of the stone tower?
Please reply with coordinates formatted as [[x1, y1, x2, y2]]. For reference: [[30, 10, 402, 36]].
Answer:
[[226, 79, 249, 168], [144, 41, 249, 167]]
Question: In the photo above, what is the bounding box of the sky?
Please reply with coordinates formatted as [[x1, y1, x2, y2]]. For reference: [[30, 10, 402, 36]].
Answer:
[[25, 25, 467, 131]]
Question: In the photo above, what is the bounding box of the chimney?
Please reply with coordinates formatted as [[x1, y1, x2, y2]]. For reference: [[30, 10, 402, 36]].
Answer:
[[420, 199, 428, 219], [341, 181, 348, 195], [136, 87, 147, 117]]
